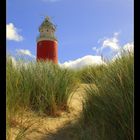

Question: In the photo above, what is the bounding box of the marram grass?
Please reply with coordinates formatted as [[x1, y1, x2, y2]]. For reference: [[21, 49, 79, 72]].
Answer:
[[6, 58, 78, 139], [79, 53, 134, 140], [7, 58, 78, 116], [6, 52, 134, 140]]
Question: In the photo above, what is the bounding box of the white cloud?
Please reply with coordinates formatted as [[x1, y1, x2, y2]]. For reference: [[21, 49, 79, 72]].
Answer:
[[16, 49, 36, 58], [92, 47, 97, 51], [59, 55, 105, 69], [114, 32, 120, 36], [92, 47, 100, 54], [92, 32, 133, 61], [123, 42, 134, 52], [93, 32, 121, 55], [92, 47, 98, 52], [6, 23, 23, 41], [112, 42, 134, 60], [101, 32, 120, 52], [8, 54, 105, 70]]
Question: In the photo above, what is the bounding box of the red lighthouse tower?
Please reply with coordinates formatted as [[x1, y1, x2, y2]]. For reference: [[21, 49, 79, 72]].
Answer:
[[36, 16, 58, 64]]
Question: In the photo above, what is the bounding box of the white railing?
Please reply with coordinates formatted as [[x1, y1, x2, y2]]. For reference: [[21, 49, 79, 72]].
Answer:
[[36, 35, 57, 42]]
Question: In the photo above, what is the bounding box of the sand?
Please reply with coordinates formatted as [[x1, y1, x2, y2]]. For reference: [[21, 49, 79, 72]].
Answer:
[[11, 84, 88, 140]]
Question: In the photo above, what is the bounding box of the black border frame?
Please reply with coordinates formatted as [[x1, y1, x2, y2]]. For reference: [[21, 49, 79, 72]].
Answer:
[[0, 0, 6, 139], [134, 0, 140, 139]]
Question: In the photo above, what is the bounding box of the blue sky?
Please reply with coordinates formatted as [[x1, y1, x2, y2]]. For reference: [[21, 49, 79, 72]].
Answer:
[[6, 0, 133, 64]]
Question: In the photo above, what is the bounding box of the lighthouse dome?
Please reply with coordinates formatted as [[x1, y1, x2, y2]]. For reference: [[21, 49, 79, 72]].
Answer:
[[37, 16, 57, 42], [39, 16, 56, 32]]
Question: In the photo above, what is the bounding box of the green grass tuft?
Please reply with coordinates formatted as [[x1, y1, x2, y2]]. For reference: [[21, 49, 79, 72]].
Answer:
[[80, 53, 134, 140], [6, 58, 78, 139]]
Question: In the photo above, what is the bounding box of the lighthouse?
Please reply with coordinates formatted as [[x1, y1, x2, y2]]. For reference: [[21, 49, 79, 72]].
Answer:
[[36, 16, 58, 64]]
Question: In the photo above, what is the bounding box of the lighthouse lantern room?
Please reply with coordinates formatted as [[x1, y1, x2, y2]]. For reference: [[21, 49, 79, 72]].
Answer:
[[36, 16, 58, 64]]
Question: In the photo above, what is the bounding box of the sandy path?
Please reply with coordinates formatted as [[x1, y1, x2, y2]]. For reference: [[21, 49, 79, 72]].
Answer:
[[15, 84, 88, 140]]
